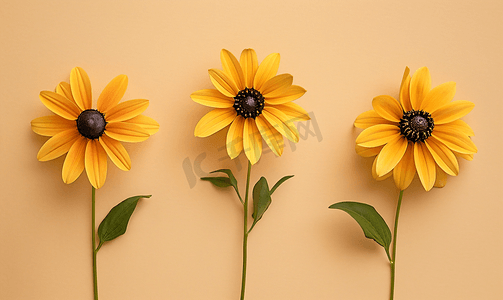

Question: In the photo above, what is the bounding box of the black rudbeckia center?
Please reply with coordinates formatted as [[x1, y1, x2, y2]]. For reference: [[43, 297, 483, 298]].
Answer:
[[399, 110, 434, 143], [233, 87, 265, 119], [76, 109, 107, 139]]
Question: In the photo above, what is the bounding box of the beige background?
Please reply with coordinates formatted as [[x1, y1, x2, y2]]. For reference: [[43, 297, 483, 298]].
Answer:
[[1, 0, 502, 299]]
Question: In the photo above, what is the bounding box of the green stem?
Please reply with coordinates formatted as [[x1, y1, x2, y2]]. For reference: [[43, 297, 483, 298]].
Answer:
[[240, 161, 252, 300], [92, 186, 98, 300], [390, 190, 404, 300]]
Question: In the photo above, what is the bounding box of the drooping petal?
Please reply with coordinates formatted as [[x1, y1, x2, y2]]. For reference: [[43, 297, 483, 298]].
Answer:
[[208, 69, 239, 97], [375, 135, 408, 177], [105, 99, 149, 122], [372, 95, 403, 122], [354, 110, 395, 129], [372, 155, 392, 181], [70, 67, 92, 111], [221, 49, 245, 91], [99, 134, 131, 171], [273, 102, 310, 122], [97, 74, 128, 113], [265, 85, 307, 105], [56, 82, 76, 105], [240, 49, 258, 88], [39, 91, 81, 120], [409, 67, 431, 110], [431, 100, 475, 125], [420, 81, 456, 113], [425, 136, 459, 176], [262, 107, 299, 143], [432, 129, 477, 154], [399, 67, 412, 112], [123, 115, 160, 135], [194, 108, 237, 137], [434, 166, 448, 188], [226, 115, 245, 159], [243, 118, 262, 165], [256, 115, 284, 157], [355, 124, 401, 147], [105, 122, 150, 142], [435, 120, 474, 137], [253, 53, 280, 91], [355, 145, 383, 157], [260, 74, 293, 97], [85, 139, 107, 189], [414, 142, 436, 191], [393, 142, 415, 190], [190, 89, 234, 108], [62, 136, 87, 184], [31, 115, 76, 136], [37, 129, 80, 161]]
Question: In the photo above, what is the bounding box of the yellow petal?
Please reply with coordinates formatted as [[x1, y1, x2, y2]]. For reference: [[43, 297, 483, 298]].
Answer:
[[105, 122, 150, 142], [253, 53, 280, 91], [97, 74, 128, 113], [62, 136, 86, 184], [208, 69, 239, 97], [226, 115, 245, 159], [355, 124, 400, 147], [262, 107, 299, 143], [221, 49, 245, 91], [70, 67, 92, 111], [56, 82, 76, 105], [31, 115, 76, 137], [420, 81, 456, 113], [434, 166, 448, 188], [435, 120, 474, 137], [191, 89, 234, 108], [240, 49, 258, 88], [123, 115, 160, 135], [431, 129, 477, 154], [256, 115, 284, 157], [85, 139, 107, 189], [454, 151, 474, 161], [372, 95, 403, 122], [356, 145, 383, 157], [414, 142, 436, 191], [99, 134, 131, 171], [354, 110, 395, 129], [376, 135, 408, 177], [399, 67, 412, 112], [105, 99, 149, 123], [37, 129, 80, 161], [425, 136, 459, 176], [39, 91, 81, 120], [194, 108, 237, 137], [431, 100, 474, 125], [260, 74, 293, 97], [265, 85, 307, 105], [393, 142, 415, 190], [409, 67, 431, 110], [274, 102, 310, 122], [372, 155, 392, 181], [243, 118, 262, 165]]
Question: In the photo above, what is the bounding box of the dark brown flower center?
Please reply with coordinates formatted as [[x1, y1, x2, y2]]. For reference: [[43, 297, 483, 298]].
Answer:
[[233, 87, 265, 119], [76, 109, 106, 139], [399, 110, 434, 142]]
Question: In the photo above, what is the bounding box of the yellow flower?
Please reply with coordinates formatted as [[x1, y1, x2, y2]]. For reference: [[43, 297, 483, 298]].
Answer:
[[31, 67, 159, 189], [192, 49, 310, 165], [354, 67, 477, 191]]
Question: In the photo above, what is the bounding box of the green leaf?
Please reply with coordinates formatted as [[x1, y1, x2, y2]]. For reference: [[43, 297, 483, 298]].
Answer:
[[270, 175, 294, 195], [329, 201, 391, 259], [210, 169, 239, 194], [251, 177, 272, 230], [201, 176, 232, 188], [98, 195, 151, 246]]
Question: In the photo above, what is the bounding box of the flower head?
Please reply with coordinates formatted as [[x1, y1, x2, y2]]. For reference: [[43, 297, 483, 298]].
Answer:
[[355, 67, 477, 191], [31, 67, 159, 189], [192, 49, 310, 165]]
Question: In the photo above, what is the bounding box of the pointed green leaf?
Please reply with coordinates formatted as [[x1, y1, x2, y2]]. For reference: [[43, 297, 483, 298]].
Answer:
[[270, 175, 294, 195], [98, 195, 151, 245], [210, 169, 239, 194], [201, 176, 232, 188], [251, 177, 271, 230], [329, 201, 391, 259]]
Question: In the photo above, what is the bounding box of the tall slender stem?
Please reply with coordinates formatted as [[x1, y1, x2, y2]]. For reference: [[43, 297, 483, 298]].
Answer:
[[92, 186, 98, 300], [390, 190, 404, 300], [240, 161, 252, 300]]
